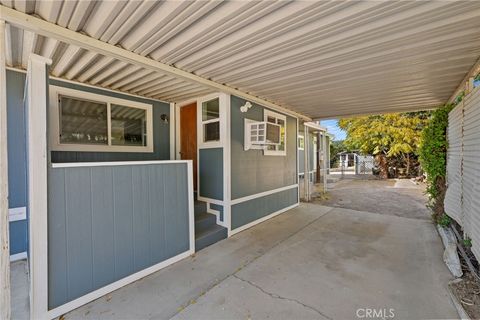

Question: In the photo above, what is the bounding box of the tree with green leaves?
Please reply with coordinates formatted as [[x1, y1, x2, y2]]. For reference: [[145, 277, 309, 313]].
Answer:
[[338, 112, 430, 176]]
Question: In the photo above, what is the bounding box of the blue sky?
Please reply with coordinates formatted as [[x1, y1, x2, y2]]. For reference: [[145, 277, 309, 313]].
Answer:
[[320, 119, 346, 141]]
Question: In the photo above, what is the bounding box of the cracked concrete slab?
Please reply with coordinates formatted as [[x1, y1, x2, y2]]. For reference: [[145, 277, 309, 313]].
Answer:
[[166, 206, 456, 320], [171, 276, 328, 320]]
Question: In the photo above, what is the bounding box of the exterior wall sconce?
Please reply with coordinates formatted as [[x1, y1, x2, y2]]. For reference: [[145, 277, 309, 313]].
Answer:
[[240, 101, 252, 113], [160, 114, 169, 124]]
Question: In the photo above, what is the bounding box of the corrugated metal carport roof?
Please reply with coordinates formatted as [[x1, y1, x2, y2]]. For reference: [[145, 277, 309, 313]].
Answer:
[[1, 0, 480, 119]]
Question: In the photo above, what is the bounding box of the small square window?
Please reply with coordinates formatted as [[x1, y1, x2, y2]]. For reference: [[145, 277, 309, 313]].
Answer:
[[204, 121, 220, 142], [202, 98, 220, 121], [263, 110, 287, 156]]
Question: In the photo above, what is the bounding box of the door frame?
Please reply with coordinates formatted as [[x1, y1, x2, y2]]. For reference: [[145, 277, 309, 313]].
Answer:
[[175, 99, 198, 161]]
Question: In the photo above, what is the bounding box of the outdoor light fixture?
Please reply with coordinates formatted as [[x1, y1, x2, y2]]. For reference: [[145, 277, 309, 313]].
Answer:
[[160, 114, 169, 124], [240, 101, 252, 113]]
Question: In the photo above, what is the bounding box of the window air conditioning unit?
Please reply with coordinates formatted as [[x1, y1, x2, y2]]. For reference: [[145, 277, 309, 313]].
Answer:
[[244, 119, 281, 151]]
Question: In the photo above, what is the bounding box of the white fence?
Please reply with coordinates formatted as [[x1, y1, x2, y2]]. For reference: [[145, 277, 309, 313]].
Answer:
[[446, 86, 480, 260]]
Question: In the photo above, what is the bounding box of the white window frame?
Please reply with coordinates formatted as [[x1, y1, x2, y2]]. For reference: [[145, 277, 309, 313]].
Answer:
[[263, 109, 287, 156], [49, 86, 154, 153], [197, 93, 227, 149], [298, 134, 305, 150]]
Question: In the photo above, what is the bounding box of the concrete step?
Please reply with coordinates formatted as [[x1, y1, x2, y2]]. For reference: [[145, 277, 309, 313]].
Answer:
[[195, 212, 217, 234], [195, 224, 228, 251]]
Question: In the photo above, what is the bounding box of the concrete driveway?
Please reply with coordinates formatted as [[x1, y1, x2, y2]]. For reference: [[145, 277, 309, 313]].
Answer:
[[66, 201, 457, 319]]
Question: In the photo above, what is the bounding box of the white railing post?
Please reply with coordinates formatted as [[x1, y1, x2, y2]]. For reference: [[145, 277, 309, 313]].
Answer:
[[0, 19, 11, 320]]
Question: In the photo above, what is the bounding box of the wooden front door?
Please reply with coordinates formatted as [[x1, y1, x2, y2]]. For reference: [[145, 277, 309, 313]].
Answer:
[[180, 103, 197, 190]]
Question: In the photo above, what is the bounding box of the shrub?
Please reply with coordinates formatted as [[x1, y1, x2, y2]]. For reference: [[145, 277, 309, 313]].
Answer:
[[418, 104, 454, 222]]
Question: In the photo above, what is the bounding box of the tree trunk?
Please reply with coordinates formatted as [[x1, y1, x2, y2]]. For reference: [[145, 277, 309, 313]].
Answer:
[[406, 153, 410, 176], [376, 154, 388, 179]]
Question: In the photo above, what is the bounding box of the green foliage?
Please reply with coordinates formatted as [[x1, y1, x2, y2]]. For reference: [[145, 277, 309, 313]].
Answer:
[[338, 112, 429, 157], [463, 237, 472, 248], [437, 214, 452, 227], [418, 104, 454, 200], [329, 140, 348, 167]]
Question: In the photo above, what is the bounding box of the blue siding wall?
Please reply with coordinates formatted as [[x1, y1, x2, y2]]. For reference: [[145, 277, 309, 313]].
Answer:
[[48, 163, 190, 309], [49, 79, 171, 162], [231, 187, 298, 230], [6, 69, 173, 257], [230, 96, 297, 199], [6, 70, 28, 255], [230, 95, 298, 229], [199, 148, 223, 200], [298, 128, 315, 174]]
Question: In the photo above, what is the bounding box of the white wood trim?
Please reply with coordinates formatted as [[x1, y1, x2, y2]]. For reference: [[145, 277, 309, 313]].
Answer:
[[296, 118, 300, 202], [187, 160, 195, 253], [47, 249, 193, 320], [10, 252, 27, 262], [298, 134, 305, 151], [224, 94, 232, 234], [51, 160, 190, 168], [263, 109, 287, 156], [8, 207, 26, 222], [49, 85, 154, 153], [303, 125, 310, 201], [206, 203, 228, 228], [27, 53, 51, 320], [230, 184, 299, 205], [197, 196, 223, 206], [169, 102, 175, 160], [229, 203, 299, 236], [175, 99, 198, 161], [197, 93, 225, 149], [322, 131, 328, 193], [206, 203, 219, 221], [0, 19, 11, 320], [196, 93, 228, 200], [0, 8, 311, 122]]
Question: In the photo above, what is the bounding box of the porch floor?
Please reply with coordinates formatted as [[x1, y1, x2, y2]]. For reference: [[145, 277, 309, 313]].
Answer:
[[56, 201, 456, 319]]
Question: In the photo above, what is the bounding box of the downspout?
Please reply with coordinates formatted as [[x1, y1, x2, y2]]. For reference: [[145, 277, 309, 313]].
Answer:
[[0, 19, 11, 320]]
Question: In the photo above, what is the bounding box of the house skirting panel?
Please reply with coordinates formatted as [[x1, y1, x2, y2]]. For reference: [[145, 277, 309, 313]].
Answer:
[[231, 187, 299, 231]]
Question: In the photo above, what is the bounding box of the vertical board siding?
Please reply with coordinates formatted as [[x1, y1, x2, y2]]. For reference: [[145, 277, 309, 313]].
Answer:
[[231, 187, 298, 230], [199, 148, 224, 200], [6, 70, 28, 255], [230, 96, 297, 199], [446, 87, 480, 262], [48, 163, 190, 309], [445, 103, 463, 225], [462, 88, 480, 259]]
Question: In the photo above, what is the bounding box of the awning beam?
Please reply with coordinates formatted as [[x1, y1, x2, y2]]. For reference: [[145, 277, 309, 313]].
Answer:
[[0, 5, 311, 121]]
